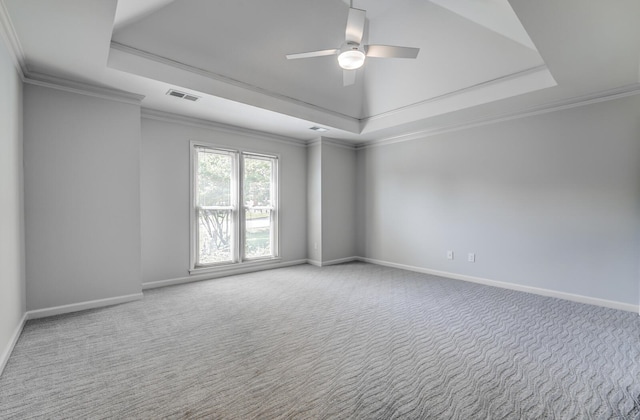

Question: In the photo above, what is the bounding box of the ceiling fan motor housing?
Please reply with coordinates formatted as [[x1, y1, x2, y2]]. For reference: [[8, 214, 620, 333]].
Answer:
[[338, 42, 366, 70]]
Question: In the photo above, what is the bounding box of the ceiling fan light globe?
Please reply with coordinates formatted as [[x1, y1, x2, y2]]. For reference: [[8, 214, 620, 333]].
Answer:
[[338, 50, 365, 70]]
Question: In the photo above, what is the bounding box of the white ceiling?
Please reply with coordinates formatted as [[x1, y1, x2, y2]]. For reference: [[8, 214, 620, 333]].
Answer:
[[2, 0, 640, 144]]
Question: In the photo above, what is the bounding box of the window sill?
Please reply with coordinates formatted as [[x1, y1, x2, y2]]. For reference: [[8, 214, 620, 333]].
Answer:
[[189, 257, 282, 276]]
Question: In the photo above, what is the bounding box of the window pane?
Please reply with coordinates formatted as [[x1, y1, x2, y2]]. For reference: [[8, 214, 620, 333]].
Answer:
[[198, 209, 233, 264], [244, 156, 273, 259], [245, 209, 272, 259], [197, 150, 232, 207], [196, 149, 234, 265], [244, 157, 272, 207]]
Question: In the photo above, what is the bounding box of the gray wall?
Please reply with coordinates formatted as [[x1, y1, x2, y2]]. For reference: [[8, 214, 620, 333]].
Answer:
[[321, 140, 356, 263], [306, 139, 357, 265], [23, 84, 142, 310], [0, 34, 25, 366], [307, 141, 322, 263], [140, 117, 307, 284], [357, 95, 640, 305]]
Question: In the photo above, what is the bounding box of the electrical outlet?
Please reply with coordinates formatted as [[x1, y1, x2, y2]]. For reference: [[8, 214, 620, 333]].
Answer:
[[447, 250, 454, 260], [468, 253, 475, 263]]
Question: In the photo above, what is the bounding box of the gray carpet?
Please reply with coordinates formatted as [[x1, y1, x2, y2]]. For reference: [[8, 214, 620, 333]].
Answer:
[[1, 262, 639, 419]]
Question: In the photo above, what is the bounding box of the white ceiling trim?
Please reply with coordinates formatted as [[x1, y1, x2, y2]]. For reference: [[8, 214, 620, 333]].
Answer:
[[109, 42, 362, 134], [359, 82, 640, 150], [364, 65, 549, 122], [108, 42, 558, 139], [306, 139, 321, 148], [0, 0, 26, 77], [322, 137, 357, 150], [361, 64, 556, 134], [306, 137, 357, 150], [24, 72, 145, 105], [141, 108, 307, 148]]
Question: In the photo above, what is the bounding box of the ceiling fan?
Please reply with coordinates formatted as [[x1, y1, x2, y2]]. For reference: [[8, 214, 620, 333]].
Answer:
[[285, 1, 420, 86]]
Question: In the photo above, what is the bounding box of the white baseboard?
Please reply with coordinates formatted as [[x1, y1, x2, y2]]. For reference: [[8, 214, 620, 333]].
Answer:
[[307, 256, 359, 267], [26, 293, 144, 320], [359, 257, 639, 313], [322, 256, 359, 266], [143, 259, 308, 290], [0, 313, 27, 378]]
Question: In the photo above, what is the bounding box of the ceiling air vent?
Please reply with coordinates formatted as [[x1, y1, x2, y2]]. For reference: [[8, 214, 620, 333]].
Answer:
[[309, 126, 329, 132], [166, 89, 200, 102]]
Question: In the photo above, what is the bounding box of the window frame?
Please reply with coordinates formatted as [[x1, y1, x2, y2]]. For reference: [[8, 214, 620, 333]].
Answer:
[[240, 152, 279, 262], [189, 141, 280, 273]]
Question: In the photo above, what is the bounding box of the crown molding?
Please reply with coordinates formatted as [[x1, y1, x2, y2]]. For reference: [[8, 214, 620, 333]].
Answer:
[[24, 72, 145, 105], [0, 0, 27, 77], [320, 136, 357, 150], [110, 42, 362, 133], [358, 82, 640, 149], [359, 65, 556, 135], [363, 65, 550, 124], [141, 108, 307, 148], [305, 137, 357, 150], [306, 138, 322, 147]]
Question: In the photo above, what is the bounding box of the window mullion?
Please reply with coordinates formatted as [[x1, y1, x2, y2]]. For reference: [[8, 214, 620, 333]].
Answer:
[[271, 158, 278, 258], [195, 208, 202, 267], [232, 152, 241, 264], [192, 148, 201, 268]]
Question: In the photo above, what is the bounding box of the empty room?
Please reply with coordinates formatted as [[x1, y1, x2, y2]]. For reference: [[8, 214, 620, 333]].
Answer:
[[1, 0, 639, 418]]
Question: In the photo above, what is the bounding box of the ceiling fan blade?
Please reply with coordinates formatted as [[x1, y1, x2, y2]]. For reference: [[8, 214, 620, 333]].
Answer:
[[365, 45, 420, 59], [343, 69, 356, 86], [345, 7, 366, 44], [286, 49, 339, 60]]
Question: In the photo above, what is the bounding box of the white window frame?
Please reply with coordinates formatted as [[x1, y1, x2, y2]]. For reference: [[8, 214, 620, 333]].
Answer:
[[190, 141, 279, 273], [240, 152, 279, 262]]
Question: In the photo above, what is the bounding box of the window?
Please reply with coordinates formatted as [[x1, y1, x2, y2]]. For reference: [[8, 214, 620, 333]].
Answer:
[[191, 143, 278, 270]]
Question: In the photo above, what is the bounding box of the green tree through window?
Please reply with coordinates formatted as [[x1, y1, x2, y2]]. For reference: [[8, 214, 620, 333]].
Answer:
[[196, 150, 233, 264], [244, 156, 274, 259]]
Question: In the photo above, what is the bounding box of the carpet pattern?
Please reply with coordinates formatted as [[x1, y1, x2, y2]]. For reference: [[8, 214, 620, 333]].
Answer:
[[1, 262, 639, 419]]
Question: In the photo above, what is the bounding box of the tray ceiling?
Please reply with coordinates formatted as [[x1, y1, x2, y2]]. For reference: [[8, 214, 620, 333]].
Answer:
[[3, 0, 639, 142]]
